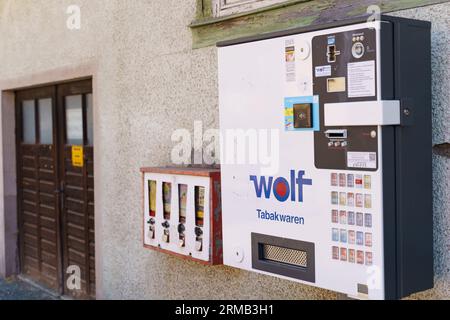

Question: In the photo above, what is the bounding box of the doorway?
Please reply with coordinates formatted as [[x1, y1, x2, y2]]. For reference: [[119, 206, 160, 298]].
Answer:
[[15, 79, 95, 299]]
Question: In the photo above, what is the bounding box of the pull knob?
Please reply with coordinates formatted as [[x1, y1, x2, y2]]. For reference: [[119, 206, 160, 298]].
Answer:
[[161, 221, 170, 229], [195, 227, 203, 237]]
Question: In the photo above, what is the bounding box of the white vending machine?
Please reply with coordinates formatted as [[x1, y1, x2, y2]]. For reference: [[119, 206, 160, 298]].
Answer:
[[218, 16, 433, 299]]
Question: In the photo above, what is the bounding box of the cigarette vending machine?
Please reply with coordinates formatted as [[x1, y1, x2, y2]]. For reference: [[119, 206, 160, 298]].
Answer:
[[218, 16, 433, 299]]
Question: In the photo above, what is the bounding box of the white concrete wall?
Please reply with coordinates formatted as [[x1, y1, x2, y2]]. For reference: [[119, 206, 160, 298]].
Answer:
[[0, 0, 449, 299]]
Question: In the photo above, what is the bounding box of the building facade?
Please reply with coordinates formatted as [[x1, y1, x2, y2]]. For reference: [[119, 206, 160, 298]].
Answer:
[[0, 0, 449, 299]]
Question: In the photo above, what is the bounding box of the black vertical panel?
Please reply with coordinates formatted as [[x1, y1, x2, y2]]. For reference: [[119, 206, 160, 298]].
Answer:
[[380, 21, 398, 300], [385, 16, 433, 298]]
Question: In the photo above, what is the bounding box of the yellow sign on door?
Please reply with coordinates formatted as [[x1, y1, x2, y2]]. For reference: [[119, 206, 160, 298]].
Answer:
[[72, 146, 84, 167]]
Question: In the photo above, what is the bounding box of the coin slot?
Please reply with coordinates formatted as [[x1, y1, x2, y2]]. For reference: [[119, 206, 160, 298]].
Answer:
[[327, 45, 340, 63]]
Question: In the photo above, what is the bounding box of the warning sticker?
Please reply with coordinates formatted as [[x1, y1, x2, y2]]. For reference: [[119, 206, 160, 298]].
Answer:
[[285, 39, 296, 82], [347, 152, 377, 169], [72, 145, 84, 168], [348, 60, 376, 98], [315, 65, 331, 77]]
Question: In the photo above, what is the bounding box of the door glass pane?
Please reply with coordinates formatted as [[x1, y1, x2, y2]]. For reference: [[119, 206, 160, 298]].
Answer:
[[86, 93, 94, 145], [38, 98, 53, 144], [22, 100, 36, 144], [65, 95, 83, 145]]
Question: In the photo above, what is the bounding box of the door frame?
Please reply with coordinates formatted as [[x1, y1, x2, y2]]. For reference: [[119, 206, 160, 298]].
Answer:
[[0, 63, 102, 298]]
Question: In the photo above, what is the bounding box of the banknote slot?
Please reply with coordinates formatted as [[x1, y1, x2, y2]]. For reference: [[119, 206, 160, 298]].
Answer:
[[325, 129, 347, 139]]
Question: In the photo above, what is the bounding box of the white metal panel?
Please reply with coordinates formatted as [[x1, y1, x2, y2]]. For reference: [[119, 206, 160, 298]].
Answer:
[[219, 21, 386, 299], [324, 101, 401, 126]]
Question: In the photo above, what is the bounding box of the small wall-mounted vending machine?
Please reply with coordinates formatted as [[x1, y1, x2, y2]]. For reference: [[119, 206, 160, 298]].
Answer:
[[218, 16, 433, 299], [141, 167, 222, 265]]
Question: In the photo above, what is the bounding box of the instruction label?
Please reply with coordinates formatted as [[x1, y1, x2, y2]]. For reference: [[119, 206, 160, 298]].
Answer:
[[347, 152, 377, 169], [285, 39, 296, 82], [348, 60, 376, 98]]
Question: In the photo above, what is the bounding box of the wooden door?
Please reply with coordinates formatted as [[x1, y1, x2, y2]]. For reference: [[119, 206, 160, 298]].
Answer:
[[57, 80, 95, 299], [16, 79, 95, 299], [16, 86, 61, 291]]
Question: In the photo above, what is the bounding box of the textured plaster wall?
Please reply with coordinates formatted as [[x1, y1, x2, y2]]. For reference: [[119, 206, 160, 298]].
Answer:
[[0, 0, 448, 299]]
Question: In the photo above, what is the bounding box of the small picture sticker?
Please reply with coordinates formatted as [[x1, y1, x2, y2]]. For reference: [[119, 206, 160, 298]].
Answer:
[[365, 213, 372, 228], [348, 211, 355, 225], [331, 192, 339, 205], [332, 228, 339, 242], [357, 250, 365, 264], [364, 175, 372, 189], [356, 231, 364, 246], [340, 248, 347, 261], [347, 193, 355, 207], [365, 233, 372, 247], [356, 213, 364, 227], [349, 249, 355, 263], [331, 173, 338, 186], [340, 229, 347, 243], [364, 194, 372, 209], [332, 246, 339, 260], [355, 175, 363, 188], [365, 252, 373, 266], [347, 174, 354, 188], [339, 174, 346, 187], [356, 193, 364, 207], [348, 230, 356, 245], [339, 192, 347, 206], [339, 210, 347, 224], [332, 210, 339, 223]]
